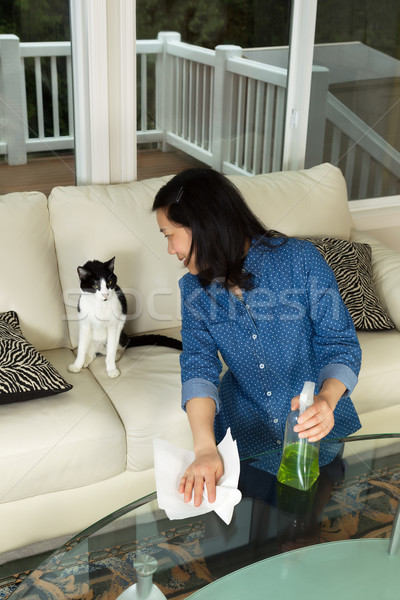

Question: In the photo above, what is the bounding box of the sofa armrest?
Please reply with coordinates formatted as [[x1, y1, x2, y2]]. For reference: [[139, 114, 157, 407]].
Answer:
[[351, 229, 400, 330]]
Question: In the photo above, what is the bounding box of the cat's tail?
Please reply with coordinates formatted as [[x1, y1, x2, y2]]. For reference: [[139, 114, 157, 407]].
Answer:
[[125, 334, 182, 351]]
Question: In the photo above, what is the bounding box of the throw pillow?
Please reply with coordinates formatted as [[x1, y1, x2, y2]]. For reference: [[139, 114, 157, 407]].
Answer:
[[305, 238, 395, 331], [0, 311, 72, 404]]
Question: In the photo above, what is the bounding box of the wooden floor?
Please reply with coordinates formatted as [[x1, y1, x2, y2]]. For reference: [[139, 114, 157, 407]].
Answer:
[[0, 149, 207, 196]]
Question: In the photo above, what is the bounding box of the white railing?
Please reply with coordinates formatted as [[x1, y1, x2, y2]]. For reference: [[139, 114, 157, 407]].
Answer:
[[138, 33, 287, 175], [325, 94, 400, 199], [224, 54, 286, 174], [1, 32, 399, 199], [0, 35, 73, 164], [136, 38, 163, 144]]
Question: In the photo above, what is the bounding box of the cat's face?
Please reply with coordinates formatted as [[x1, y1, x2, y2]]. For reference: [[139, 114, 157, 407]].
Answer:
[[77, 257, 117, 302]]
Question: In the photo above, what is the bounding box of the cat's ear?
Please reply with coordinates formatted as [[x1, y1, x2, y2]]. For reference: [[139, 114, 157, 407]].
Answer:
[[105, 257, 115, 272], [77, 266, 90, 280]]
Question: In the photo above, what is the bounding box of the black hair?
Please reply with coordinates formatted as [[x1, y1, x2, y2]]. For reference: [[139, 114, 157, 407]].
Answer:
[[152, 168, 285, 289]]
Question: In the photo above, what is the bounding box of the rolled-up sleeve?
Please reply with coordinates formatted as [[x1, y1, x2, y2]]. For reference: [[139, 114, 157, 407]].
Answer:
[[182, 378, 220, 412], [179, 276, 223, 412], [318, 363, 358, 396]]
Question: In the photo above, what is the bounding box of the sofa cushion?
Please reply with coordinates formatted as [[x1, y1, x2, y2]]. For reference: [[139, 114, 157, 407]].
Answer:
[[88, 342, 193, 471], [351, 229, 400, 330], [48, 177, 183, 347], [231, 163, 353, 240], [0, 311, 73, 404], [0, 348, 126, 502], [351, 330, 400, 418], [0, 191, 70, 351], [305, 238, 395, 330]]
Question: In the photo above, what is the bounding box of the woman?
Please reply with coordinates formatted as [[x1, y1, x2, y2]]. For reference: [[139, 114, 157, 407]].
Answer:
[[153, 168, 361, 507]]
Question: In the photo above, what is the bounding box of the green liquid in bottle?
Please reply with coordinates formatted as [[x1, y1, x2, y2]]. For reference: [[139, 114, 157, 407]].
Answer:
[[277, 441, 319, 491]]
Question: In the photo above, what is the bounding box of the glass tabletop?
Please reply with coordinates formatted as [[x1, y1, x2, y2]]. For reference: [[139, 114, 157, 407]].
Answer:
[[8, 434, 400, 599]]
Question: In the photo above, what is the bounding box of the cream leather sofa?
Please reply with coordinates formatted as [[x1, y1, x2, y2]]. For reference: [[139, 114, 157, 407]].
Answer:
[[1, 163, 400, 556]]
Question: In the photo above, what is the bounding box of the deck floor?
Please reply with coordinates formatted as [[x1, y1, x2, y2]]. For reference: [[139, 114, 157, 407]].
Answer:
[[0, 149, 207, 196]]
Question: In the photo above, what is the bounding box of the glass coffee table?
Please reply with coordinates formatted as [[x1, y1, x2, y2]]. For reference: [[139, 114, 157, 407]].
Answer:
[[7, 435, 400, 599]]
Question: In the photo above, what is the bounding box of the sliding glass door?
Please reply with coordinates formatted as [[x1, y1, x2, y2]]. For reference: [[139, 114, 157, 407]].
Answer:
[[307, 0, 400, 200], [0, 0, 74, 195], [135, 0, 292, 179]]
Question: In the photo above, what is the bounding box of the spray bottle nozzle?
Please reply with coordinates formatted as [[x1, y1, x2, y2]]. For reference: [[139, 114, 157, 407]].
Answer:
[[299, 381, 315, 415]]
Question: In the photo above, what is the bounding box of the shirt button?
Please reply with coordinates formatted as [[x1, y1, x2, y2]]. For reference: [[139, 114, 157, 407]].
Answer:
[[277, 440, 282, 445], [274, 419, 279, 424], [252, 334, 257, 340], [266, 391, 272, 397], [245, 304, 250, 309], [259, 363, 265, 369]]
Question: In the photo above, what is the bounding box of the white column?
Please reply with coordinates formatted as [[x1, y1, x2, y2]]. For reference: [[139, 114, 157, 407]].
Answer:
[[69, 0, 107, 184], [282, 0, 318, 171], [107, 0, 136, 183], [0, 35, 27, 165], [69, 0, 136, 185]]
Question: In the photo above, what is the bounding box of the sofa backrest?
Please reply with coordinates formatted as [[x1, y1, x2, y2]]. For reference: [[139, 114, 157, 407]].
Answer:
[[49, 163, 353, 345], [49, 176, 181, 346], [0, 191, 70, 350], [231, 163, 352, 239]]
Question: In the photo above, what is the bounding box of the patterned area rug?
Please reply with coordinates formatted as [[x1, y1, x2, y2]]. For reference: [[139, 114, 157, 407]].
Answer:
[[320, 462, 400, 542], [0, 521, 211, 600], [1, 463, 399, 600]]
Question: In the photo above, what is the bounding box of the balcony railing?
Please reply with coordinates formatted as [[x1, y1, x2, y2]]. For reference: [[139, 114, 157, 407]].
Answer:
[[0, 32, 399, 199], [0, 36, 74, 163]]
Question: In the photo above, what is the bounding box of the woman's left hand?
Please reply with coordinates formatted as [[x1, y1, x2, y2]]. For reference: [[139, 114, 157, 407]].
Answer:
[[291, 378, 347, 442]]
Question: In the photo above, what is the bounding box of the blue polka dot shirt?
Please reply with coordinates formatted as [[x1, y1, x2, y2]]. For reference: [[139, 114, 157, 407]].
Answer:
[[179, 237, 362, 463]]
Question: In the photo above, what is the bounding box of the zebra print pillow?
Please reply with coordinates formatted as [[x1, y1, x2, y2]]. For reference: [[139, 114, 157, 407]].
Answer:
[[0, 311, 72, 404], [306, 238, 395, 330]]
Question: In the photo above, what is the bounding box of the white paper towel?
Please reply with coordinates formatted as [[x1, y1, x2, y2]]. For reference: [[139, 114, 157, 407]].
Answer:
[[153, 428, 242, 525]]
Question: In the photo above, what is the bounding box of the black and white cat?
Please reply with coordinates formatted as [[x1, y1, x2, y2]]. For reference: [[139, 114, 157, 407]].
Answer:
[[68, 257, 182, 379]]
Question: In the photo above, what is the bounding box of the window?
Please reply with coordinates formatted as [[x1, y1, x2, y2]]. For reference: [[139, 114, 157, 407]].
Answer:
[[0, 0, 74, 195], [135, 0, 292, 179], [307, 0, 400, 200], [4, 0, 397, 202]]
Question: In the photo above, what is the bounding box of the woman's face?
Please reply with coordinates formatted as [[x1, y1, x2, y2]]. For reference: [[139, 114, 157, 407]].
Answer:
[[156, 208, 198, 274]]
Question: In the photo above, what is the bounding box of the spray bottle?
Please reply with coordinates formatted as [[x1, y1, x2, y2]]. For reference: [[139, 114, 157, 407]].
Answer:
[[277, 381, 320, 491]]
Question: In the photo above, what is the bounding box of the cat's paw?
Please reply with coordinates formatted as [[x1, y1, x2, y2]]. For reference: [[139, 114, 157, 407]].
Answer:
[[107, 368, 120, 379], [68, 363, 82, 373]]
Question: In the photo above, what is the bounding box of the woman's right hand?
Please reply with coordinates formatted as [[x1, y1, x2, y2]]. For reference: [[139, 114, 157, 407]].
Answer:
[[179, 448, 224, 507]]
